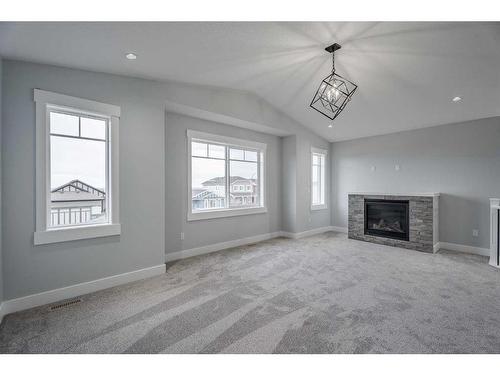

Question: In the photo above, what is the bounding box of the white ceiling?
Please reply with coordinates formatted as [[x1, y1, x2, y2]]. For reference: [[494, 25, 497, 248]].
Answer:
[[1, 22, 499, 141]]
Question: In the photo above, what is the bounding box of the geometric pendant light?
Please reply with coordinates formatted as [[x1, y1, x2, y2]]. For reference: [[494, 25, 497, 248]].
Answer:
[[310, 43, 358, 122]]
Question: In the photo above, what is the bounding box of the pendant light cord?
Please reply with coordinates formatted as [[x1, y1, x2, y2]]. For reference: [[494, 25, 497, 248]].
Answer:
[[331, 50, 336, 73]]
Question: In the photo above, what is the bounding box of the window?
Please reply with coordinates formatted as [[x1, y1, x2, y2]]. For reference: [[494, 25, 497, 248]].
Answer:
[[188, 130, 266, 221], [49, 112, 108, 228], [34, 89, 121, 245], [311, 147, 327, 210]]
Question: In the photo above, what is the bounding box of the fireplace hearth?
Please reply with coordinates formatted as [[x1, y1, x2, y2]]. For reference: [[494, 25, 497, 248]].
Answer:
[[364, 199, 409, 241]]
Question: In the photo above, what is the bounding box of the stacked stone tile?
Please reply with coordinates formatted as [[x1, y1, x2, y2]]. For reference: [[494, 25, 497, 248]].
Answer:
[[348, 194, 435, 253]]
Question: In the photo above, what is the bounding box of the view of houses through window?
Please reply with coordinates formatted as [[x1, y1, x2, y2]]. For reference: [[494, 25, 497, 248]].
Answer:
[[49, 110, 108, 227], [191, 138, 264, 212]]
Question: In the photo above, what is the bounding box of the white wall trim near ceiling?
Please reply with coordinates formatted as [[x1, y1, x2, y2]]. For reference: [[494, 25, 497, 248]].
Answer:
[[0, 264, 166, 317], [165, 100, 291, 137]]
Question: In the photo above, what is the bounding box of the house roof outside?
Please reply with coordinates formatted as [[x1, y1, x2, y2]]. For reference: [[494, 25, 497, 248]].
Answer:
[[192, 189, 225, 200], [193, 177, 257, 201], [51, 179, 105, 202], [202, 176, 256, 186]]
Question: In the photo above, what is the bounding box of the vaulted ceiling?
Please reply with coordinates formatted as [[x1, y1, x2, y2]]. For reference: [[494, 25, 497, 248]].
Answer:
[[1, 22, 499, 141]]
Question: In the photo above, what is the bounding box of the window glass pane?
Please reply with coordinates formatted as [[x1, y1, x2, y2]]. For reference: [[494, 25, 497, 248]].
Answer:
[[208, 144, 225, 159], [81, 117, 106, 140], [50, 112, 79, 136], [312, 164, 319, 204], [320, 161, 325, 204], [312, 154, 319, 165], [244, 150, 258, 162], [50, 135, 107, 227], [229, 148, 244, 160], [229, 160, 258, 207], [192, 157, 226, 211], [192, 142, 208, 157], [312, 183, 319, 205], [311, 153, 325, 206]]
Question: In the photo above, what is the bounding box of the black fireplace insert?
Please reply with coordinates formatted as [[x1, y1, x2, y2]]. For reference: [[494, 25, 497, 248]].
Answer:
[[364, 199, 409, 241]]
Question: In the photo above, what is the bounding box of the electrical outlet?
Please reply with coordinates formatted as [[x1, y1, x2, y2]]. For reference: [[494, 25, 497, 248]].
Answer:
[[180, 232, 185, 240], [472, 229, 479, 237]]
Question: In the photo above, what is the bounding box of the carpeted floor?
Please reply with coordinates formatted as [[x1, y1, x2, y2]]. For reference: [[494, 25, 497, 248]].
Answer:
[[1, 232, 500, 353]]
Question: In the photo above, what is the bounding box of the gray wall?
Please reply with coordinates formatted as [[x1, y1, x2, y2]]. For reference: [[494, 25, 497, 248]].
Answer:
[[295, 134, 331, 233], [0, 57, 3, 306], [331, 117, 500, 249], [2, 60, 166, 300], [281, 136, 297, 232], [165, 113, 282, 253], [280, 133, 331, 234], [1, 59, 331, 301]]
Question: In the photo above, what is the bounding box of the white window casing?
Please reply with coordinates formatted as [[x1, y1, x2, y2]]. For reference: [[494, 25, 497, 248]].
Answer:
[[311, 146, 328, 211], [34, 89, 121, 245], [187, 129, 267, 221]]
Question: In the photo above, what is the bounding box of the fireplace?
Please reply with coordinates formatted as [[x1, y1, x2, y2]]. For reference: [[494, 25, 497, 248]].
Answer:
[[364, 199, 409, 241]]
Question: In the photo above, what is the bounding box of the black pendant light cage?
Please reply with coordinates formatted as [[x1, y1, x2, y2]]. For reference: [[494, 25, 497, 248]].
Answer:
[[310, 43, 358, 121]]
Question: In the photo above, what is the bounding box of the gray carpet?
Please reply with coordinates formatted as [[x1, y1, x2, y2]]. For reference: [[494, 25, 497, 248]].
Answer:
[[1, 232, 500, 353]]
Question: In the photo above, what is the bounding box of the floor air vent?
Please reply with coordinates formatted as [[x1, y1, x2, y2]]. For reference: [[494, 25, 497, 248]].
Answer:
[[49, 298, 82, 311]]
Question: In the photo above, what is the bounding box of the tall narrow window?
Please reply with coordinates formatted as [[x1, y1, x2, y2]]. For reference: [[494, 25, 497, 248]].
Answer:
[[49, 111, 108, 228], [188, 130, 266, 221], [311, 147, 327, 210], [34, 89, 120, 245]]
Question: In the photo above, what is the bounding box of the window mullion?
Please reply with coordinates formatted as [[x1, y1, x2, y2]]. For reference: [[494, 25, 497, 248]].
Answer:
[[257, 152, 261, 206], [321, 157, 324, 204], [225, 146, 230, 209], [322, 156, 325, 205]]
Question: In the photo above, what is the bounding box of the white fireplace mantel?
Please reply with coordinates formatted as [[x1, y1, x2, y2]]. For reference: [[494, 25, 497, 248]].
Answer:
[[490, 198, 500, 269]]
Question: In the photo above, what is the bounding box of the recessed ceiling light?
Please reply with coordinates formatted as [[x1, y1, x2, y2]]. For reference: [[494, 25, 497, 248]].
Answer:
[[328, 124, 333, 128], [125, 53, 137, 60], [452, 96, 462, 102]]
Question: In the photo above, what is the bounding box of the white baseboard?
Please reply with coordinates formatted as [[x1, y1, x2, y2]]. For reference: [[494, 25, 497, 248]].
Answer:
[[435, 242, 489, 257], [280, 226, 344, 239], [165, 232, 283, 263], [330, 226, 348, 234], [1, 264, 166, 317], [433, 243, 440, 254], [166, 226, 348, 262]]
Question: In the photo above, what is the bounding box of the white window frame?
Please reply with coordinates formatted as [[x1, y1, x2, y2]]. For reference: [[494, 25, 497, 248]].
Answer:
[[187, 129, 267, 221], [311, 147, 328, 211], [34, 89, 121, 245]]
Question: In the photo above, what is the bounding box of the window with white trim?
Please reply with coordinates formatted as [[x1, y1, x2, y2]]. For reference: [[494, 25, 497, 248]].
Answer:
[[188, 130, 266, 221], [34, 89, 120, 245], [49, 110, 108, 228], [311, 147, 327, 209]]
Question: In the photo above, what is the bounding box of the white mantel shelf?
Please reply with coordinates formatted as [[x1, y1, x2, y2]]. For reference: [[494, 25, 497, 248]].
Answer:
[[348, 192, 440, 197]]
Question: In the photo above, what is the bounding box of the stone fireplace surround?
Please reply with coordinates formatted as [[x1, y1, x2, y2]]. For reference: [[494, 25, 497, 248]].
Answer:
[[348, 193, 439, 253]]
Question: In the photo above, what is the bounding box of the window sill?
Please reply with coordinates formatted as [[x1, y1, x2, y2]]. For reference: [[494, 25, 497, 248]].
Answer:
[[311, 204, 328, 211], [34, 223, 121, 245], [187, 206, 267, 221]]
